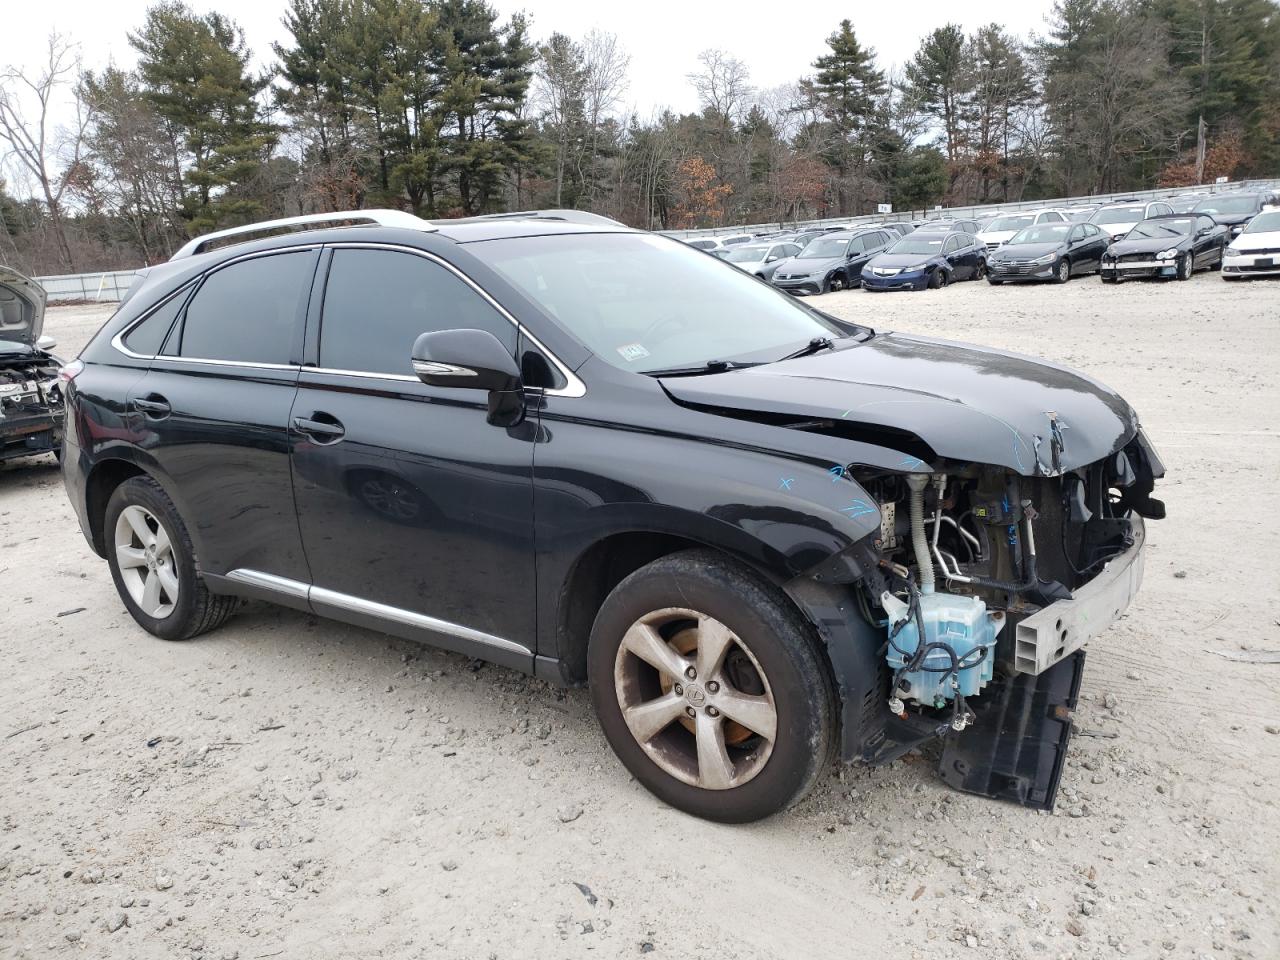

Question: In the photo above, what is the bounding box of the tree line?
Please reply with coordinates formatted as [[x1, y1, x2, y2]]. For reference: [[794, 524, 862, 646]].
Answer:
[[1, 0, 1277, 275]]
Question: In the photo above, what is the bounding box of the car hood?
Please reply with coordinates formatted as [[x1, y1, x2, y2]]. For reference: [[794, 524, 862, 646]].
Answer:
[[0, 265, 46, 346], [864, 253, 938, 271], [775, 256, 842, 276], [1233, 230, 1280, 250], [990, 242, 1064, 260], [1107, 235, 1186, 255], [1096, 220, 1139, 236], [661, 332, 1138, 476], [976, 230, 1019, 244]]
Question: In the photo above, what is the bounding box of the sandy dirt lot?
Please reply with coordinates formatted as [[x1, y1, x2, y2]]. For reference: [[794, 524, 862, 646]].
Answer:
[[3, 272, 1278, 960]]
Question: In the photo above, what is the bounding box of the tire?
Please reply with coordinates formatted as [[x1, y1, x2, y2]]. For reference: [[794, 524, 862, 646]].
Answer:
[[927, 268, 944, 290], [1054, 258, 1070, 284], [1176, 253, 1192, 281], [824, 273, 843, 293], [104, 476, 238, 641], [973, 260, 987, 281], [588, 550, 835, 823]]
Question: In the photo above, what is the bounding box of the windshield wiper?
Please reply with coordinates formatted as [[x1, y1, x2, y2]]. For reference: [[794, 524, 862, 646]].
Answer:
[[777, 337, 835, 362], [643, 359, 749, 377]]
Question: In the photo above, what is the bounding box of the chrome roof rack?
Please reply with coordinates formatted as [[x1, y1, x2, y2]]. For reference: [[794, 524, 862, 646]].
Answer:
[[169, 209, 437, 260], [435, 209, 625, 227]]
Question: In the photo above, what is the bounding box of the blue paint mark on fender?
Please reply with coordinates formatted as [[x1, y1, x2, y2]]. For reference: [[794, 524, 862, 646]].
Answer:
[[839, 499, 877, 519], [778, 477, 795, 491]]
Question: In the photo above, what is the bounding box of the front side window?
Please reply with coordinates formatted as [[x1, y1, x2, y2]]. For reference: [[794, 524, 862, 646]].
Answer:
[[177, 252, 314, 364], [474, 233, 843, 374], [319, 249, 515, 376]]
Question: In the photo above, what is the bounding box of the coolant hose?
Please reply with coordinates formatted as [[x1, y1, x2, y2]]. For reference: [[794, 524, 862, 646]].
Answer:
[[907, 474, 935, 595]]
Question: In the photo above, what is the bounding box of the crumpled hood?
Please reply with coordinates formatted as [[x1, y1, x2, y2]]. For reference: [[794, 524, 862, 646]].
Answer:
[[1107, 235, 1183, 256], [0, 265, 46, 346], [661, 332, 1139, 476]]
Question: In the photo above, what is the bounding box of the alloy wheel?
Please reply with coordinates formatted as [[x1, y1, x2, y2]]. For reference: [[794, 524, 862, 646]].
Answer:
[[613, 607, 777, 790], [1058, 259, 1070, 283], [114, 504, 178, 619]]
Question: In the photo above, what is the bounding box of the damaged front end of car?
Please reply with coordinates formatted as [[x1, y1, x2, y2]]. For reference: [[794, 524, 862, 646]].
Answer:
[[1, 266, 64, 464], [840, 429, 1162, 810]]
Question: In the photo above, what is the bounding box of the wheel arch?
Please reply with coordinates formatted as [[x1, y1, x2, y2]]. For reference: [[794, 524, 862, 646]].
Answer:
[[83, 458, 149, 557]]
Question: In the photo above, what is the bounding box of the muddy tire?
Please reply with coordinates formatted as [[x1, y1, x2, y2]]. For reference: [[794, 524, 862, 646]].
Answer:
[[103, 476, 238, 641], [588, 550, 835, 823]]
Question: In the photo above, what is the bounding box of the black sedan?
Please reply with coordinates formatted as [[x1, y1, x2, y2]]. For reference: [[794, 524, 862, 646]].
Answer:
[[1100, 214, 1229, 283], [987, 222, 1110, 284], [860, 231, 987, 291]]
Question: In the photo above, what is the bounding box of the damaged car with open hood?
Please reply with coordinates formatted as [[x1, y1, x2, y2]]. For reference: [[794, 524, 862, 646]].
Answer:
[[1, 266, 64, 465], [61, 210, 1164, 823]]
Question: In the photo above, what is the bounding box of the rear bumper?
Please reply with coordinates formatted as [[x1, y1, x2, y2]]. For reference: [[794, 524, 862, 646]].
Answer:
[[1013, 515, 1146, 675]]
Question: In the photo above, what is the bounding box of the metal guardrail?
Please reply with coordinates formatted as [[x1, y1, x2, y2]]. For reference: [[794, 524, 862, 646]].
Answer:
[[33, 269, 145, 303], [658, 179, 1280, 239]]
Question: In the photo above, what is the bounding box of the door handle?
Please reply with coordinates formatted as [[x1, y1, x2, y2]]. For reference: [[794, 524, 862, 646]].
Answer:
[[131, 395, 171, 417], [293, 414, 346, 443]]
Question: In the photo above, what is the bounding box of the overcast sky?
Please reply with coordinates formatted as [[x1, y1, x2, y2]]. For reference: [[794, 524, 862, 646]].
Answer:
[[5, 0, 1059, 191]]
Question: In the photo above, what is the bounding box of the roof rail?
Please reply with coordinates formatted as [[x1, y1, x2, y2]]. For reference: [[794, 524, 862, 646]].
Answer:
[[169, 209, 437, 260], [435, 209, 625, 227]]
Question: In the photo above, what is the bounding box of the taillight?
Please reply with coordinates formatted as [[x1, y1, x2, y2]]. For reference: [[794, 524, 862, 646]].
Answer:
[[58, 359, 84, 385]]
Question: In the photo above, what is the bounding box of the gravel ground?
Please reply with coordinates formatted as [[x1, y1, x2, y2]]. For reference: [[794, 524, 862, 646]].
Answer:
[[2, 272, 1278, 960]]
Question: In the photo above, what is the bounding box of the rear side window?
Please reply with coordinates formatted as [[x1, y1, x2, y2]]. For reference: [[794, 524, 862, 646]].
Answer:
[[122, 283, 191, 355], [319, 248, 516, 376], [177, 252, 313, 364]]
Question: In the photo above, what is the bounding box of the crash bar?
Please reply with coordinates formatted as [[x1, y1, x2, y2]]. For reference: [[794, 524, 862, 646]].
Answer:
[[169, 209, 438, 260]]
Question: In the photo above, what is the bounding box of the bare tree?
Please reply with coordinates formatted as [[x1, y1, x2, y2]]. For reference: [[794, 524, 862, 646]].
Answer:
[[0, 33, 93, 271], [688, 49, 753, 128], [580, 30, 629, 204]]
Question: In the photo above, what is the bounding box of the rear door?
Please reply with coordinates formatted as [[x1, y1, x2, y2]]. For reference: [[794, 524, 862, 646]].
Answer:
[[942, 234, 975, 279], [288, 244, 538, 667], [130, 248, 318, 583]]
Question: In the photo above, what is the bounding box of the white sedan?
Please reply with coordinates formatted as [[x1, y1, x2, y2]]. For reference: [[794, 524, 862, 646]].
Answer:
[[976, 210, 1068, 251], [1222, 209, 1280, 280]]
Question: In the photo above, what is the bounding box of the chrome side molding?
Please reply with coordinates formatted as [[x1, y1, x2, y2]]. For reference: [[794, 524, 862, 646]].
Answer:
[[224, 568, 532, 656]]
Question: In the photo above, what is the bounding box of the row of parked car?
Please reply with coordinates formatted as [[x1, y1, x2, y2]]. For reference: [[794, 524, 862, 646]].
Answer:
[[686, 188, 1280, 292]]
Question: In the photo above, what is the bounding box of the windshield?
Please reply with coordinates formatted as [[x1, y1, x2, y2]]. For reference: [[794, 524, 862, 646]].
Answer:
[[1010, 224, 1071, 244], [888, 237, 945, 255], [1244, 211, 1280, 233], [724, 246, 769, 263], [1065, 208, 1097, 221], [476, 233, 843, 374], [1094, 205, 1146, 224], [986, 215, 1034, 232], [798, 237, 850, 258], [1127, 218, 1194, 239], [1195, 196, 1259, 215]]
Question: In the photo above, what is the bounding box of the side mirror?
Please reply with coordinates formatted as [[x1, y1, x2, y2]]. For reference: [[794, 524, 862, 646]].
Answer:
[[36, 334, 57, 351], [412, 328, 524, 425], [766, 255, 778, 263]]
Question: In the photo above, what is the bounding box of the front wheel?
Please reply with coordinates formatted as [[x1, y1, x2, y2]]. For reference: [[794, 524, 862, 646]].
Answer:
[[927, 268, 944, 289], [588, 550, 835, 823], [1176, 253, 1192, 281], [824, 273, 844, 293], [1054, 258, 1071, 284]]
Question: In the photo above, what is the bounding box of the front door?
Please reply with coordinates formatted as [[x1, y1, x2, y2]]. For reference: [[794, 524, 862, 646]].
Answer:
[[128, 248, 317, 583], [289, 245, 538, 667]]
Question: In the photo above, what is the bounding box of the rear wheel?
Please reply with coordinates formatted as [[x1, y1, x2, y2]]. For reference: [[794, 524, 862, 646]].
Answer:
[[973, 260, 987, 281], [588, 550, 834, 822], [104, 477, 238, 641]]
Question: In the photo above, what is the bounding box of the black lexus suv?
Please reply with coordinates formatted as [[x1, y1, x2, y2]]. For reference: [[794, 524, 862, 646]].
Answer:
[[61, 209, 1164, 822]]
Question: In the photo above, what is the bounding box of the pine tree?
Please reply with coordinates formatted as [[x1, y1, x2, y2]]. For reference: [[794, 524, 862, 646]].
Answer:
[[129, 1, 276, 233], [905, 25, 971, 170]]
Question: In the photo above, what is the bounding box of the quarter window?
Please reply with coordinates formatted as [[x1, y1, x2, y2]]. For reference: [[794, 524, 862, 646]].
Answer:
[[177, 252, 314, 364], [319, 248, 516, 376], [123, 283, 191, 356]]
